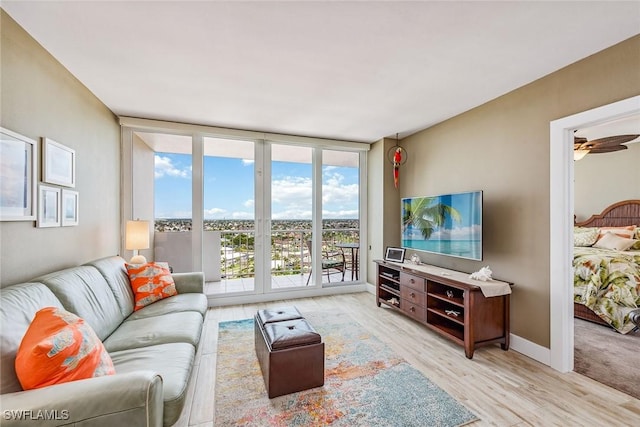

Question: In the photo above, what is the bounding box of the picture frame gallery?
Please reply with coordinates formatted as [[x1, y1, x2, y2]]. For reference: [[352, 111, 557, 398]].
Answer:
[[0, 128, 79, 227]]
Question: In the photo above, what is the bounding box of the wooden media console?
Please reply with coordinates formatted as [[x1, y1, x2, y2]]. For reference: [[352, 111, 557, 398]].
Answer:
[[375, 260, 512, 359]]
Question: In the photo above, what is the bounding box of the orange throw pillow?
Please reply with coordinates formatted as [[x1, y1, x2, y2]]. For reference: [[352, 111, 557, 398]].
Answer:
[[126, 262, 178, 311], [16, 307, 115, 390]]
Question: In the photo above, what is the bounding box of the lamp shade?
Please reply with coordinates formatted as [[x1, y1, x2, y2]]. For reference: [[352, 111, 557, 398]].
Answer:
[[126, 220, 150, 250]]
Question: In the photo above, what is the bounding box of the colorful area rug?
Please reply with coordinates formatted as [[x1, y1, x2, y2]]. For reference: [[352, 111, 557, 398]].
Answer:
[[215, 311, 478, 426]]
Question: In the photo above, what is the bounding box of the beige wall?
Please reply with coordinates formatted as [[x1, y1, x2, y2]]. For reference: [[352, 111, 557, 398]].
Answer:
[[366, 137, 401, 285], [575, 142, 640, 221], [394, 35, 640, 347], [0, 11, 120, 286]]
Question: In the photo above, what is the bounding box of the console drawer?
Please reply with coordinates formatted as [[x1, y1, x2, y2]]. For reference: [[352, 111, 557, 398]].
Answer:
[[400, 272, 425, 291], [400, 299, 427, 322], [400, 286, 426, 307]]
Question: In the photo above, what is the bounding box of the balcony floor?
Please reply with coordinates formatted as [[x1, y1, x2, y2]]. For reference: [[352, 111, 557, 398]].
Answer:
[[205, 271, 348, 294]]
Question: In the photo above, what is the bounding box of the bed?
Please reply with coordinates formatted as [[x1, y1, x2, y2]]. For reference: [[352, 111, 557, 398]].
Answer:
[[573, 199, 640, 334]]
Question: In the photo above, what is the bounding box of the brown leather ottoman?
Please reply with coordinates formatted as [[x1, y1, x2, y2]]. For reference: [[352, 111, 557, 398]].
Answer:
[[254, 307, 324, 398]]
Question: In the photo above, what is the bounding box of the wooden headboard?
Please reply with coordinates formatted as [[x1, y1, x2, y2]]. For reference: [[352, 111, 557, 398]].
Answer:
[[574, 199, 640, 227]]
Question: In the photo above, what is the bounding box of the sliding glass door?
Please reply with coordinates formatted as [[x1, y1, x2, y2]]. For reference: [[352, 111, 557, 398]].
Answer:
[[203, 137, 256, 294], [269, 144, 314, 289], [322, 150, 360, 282], [122, 119, 367, 301]]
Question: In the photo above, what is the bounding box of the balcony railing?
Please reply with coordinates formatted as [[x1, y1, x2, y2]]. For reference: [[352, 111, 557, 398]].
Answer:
[[153, 223, 359, 282], [220, 228, 359, 279]]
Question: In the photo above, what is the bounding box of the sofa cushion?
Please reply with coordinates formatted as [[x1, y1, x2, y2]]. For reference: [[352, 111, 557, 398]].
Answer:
[[0, 283, 64, 394], [36, 266, 124, 341], [172, 272, 205, 294], [110, 343, 195, 427], [16, 307, 115, 390], [126, 293, 208, 321], [126, 262, 177, 311], [103, 311, 203, 353], [85, 256, 135, 319]]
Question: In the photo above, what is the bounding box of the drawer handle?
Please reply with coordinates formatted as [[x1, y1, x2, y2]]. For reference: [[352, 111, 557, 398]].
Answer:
[[410, 292, 415, 298], [410, 278, 415, 284], [410, 306, 415, 312]]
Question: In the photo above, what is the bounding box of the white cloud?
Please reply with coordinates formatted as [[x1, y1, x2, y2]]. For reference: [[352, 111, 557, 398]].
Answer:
[[204, 207, 254, 220], [243, 199, 254, 208], [231, 211, 254, 219], [322, 209, 359, 219], [322, 171, 358, 206], [271, 176, 313, 217], [272, 208, 312, 220], [204, 207, 227, 218], [242, 159, 254, 166], [269, 172, 359, 219], [155, 155, 190, 179], [272, 176, 312, 202]]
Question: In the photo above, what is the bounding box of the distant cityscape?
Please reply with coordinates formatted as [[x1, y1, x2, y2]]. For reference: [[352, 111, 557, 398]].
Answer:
[[155, 218, 360, 279], [155, 219, 359, 232]]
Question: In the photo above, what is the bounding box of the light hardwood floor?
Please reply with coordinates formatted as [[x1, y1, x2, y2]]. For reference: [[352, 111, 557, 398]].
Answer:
[[175, 292, 640, 426]]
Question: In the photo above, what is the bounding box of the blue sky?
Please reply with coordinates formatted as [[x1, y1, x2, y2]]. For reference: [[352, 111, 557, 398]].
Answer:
[[154, 153, 359, 219]]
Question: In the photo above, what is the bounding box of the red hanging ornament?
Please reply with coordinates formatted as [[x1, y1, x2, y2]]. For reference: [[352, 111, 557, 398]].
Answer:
[[393, 147, 402, 188]]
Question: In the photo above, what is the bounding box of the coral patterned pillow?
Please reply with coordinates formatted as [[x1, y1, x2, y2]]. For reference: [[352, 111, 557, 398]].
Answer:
[[15, 307, 115, 390], [597, 226, 636, 241], [126, 262, 178, 311]]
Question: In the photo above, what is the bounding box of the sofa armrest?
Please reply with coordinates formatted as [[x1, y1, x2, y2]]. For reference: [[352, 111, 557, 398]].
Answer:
[[0, 371, 163, 427], [172, 272, 204, 294]]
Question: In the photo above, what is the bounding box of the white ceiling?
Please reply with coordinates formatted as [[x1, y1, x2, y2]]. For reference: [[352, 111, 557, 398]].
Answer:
[[3, 1, 640, 143]]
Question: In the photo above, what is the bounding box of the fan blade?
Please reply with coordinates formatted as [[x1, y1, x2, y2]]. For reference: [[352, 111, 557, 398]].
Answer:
[[574, 137, 588, 151], [587, 145, 628, 154], [584, 134, 639, 148]]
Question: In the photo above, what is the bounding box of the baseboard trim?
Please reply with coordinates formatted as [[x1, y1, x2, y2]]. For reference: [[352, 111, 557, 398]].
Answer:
[[509, 333, 551, 366]]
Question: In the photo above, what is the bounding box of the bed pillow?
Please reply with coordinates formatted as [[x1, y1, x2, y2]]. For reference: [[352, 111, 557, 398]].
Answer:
[[593, 232, 637, 251], [597, 226, 636, 241], [15, 307, 115, 390], [126, 262, 178, 311], [631, 229, 640, 250], [573, 227, 599, 247]]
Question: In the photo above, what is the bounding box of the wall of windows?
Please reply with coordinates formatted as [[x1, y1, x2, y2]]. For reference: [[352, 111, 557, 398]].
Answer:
[[121, 117, 368, 302]]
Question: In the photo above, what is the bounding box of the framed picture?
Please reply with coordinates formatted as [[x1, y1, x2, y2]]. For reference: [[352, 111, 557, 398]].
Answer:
[[37, 184, 61, 228], [43, 138, 75, 187], [385, 246, 406, 263], [61, 189, 79, 226], [0, 127, 37, 221]]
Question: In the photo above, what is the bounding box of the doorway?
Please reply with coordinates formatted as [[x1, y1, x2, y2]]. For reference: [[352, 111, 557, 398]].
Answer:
[[549, 95, 640, 372]]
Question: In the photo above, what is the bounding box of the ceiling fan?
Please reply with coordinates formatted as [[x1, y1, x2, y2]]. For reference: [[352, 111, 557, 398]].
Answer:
[[573, 133, 639, 160]]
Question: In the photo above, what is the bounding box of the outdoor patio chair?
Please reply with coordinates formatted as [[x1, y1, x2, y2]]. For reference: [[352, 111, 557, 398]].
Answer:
[[305, 240, 345, 285]]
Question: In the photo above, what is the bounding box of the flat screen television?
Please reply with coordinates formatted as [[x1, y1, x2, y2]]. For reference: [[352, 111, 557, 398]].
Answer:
[[401, 190, 482, 261]]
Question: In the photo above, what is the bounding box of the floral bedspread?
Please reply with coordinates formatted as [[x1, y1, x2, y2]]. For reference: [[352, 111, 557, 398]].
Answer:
[[573, 247, 640, 334]]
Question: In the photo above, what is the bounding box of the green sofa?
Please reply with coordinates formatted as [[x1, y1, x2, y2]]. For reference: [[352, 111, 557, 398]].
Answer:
[[0, 256, 207, 426]]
